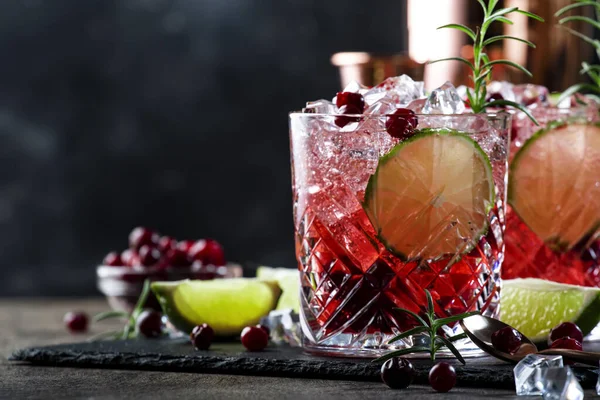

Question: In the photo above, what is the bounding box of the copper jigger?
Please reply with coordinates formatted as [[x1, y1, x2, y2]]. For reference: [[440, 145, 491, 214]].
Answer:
[[331, 52, 425, 89]]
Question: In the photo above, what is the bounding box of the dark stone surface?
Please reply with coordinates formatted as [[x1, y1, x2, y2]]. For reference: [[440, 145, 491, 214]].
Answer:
[[11, 339, 599, 389], [0, 0, 408, 297]]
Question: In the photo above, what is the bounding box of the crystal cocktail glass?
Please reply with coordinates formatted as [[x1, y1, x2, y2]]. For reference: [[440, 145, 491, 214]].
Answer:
[[503, 105, 600, 286], [289, 112, 511, 357]]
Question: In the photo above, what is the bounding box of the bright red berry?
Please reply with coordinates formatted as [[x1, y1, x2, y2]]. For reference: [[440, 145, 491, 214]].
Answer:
[[550, 337, 582, 352], [491, 326, 523, 354], [190, 323, 214, 350], [177, 240, 196, 253], [548, 322, 583, 346], [138, 245, 161, 267], [335, 104, 362, 128], [428, 362, 457, 393], [129, 227, 159, 251], [158, 236, 176, 253], [165, 247, 192, 267], [381, 357, 414, 389], [190, 239, 226, 266], [336, 91, 365, 112], [256, 324, 270, 337], [103, 251, 123, 266], [135, 310, 163, 338], [64, 311, 88, 333], [385, 108, 418, 139], [241, 326, 269, 351]]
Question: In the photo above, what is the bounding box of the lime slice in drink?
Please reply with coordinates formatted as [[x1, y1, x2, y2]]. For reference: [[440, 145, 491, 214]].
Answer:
[[509, 123, 600, 251], [364, 129, 495, 260], [256, 266, 300, 313], [501, 278, 600, 342], [151, 278, 281, 336]]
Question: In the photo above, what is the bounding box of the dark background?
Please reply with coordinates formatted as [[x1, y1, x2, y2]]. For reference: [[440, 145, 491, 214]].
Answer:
[[0, 0, 407, 296]]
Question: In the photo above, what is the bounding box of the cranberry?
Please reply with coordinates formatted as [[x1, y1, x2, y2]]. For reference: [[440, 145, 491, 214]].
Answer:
[[190, 239, 226, 266], [385, 108, 418, 139], [428, 362, 457, 393], [177, 240, 196, 253], [550, 337, 583, 351], [64, 311, 88, 333], [192, 261, 218, 280], [135, 310, 163, 338], [380, 357, 414, 389], [103, 251, 123, 266], [256, 324, 270, 337], [129, 227, 159, 251], [336, 91, 365, 112], [486, 92, 506, 107], [548, 322, 584, 345], [335, 104, 362, 128], [165, 247, 192, 267], [241, 325, 269, 351], [190, 323, 214, 350], [158, 236, 176, 253], [582, 242, 600, 262], [138, 245, 161, 267], [491, 326, 523, 354], [121, 249, 136, 266]]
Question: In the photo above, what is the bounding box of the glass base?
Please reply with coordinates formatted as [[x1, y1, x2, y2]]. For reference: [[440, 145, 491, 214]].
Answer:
[[301, 331, 484, 359]]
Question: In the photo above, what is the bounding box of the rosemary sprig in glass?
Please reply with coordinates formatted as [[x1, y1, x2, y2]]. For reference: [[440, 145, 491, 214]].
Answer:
[[375, 290, 479, 365], [88, 279, 154, 341], [556, 0, 600, 103], [430, 0, 544, 123]]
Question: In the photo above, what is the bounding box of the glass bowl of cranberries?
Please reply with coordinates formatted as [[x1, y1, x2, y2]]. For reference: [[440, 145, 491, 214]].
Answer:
[[97, 227, 242, 313]]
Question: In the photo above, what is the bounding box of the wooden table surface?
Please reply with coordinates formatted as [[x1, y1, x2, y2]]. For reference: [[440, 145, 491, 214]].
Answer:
[[0, 298, 594, 400]]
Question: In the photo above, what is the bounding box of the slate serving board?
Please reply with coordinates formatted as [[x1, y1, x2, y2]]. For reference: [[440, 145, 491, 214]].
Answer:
[[10, 339, 599, 389]]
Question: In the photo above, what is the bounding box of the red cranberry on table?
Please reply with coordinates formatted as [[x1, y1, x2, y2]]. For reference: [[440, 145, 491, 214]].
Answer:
[[129, 227, 159, 251], [491, 326, 523, 354], [336, 91, 365, 112], [380, 357, 414, 389], [428, 362, 457, 393], [256, 324, 270, 337], [64, 311, 89, 333], [241, 326, 269, 351], [158, 236, 177, 253], [177, 240, 196, 253], [190, 323, 215, 350], [138, 245, 161, 267], [550, 337, 583, 352], [335, 104, 362, 128], [548, 322, 584, 345], [103, 251, 123, 267], [385, 108, 418, 139], [190, 239, 226, 266], [135, 310, 163, 338], [165, 247, 192, 267]]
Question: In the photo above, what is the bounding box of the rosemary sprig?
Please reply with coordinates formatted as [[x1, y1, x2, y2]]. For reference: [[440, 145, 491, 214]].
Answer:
[[375, 290, 479, 365], [556, 0, 600, 103], [89, 279, 154, 341], [430, 0, 544, 123]]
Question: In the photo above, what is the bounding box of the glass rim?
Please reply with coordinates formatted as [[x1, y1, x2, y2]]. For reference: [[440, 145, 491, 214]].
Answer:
[[288, 111, 512, 119]]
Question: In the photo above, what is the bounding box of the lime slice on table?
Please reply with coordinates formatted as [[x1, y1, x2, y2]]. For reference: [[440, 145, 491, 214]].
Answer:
[[501, 278, 600, 342], [151, 278, 281, 336], [256, 266, 300, 313], [364, 129, 495, 260], [509, 123, 600, 251]]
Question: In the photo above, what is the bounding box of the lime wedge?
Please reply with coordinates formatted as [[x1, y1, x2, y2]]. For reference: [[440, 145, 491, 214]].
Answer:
[[364, 129, 495, 260], [501, 278, 600, 342], [256, 266, 300, 313], [509, 123, 600, 251], [151, 279, 282, 336]]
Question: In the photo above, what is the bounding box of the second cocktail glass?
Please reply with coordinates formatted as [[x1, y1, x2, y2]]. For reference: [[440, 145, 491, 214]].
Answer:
[[290, 111, 511, 357]]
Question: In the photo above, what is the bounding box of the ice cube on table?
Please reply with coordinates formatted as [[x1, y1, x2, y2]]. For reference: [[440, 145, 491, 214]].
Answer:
[[540, 367, 583, 400], [303, 99, 336, 114], [422, 82, 466, 114], [514, 354, 564, 396], [597, 361, 600, 395], [260, 309, 301, 347], [364, 74, 425, 108]]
